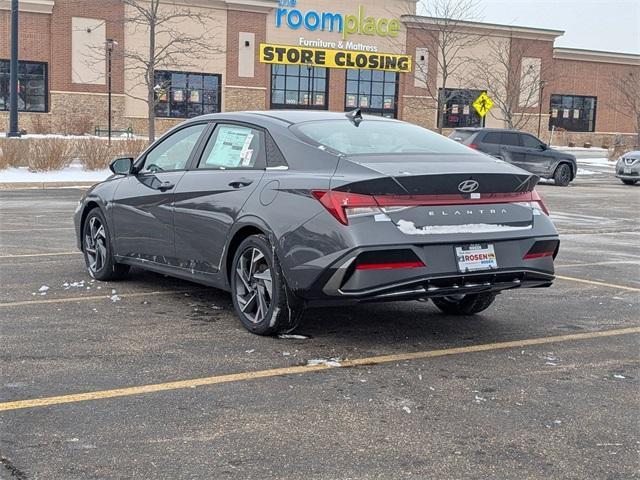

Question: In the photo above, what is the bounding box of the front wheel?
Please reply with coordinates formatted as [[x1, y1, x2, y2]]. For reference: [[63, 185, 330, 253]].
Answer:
[[432, 292, 496, 315], [621, 179, 638, 185], [82, 208, 130, 281], [553, 164, 572, 186], [230, 234, 303, 335]]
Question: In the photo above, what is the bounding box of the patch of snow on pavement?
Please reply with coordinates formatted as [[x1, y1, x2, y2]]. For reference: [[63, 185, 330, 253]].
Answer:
[[278, 334, 309, 340], [576, 157, 615, 168], [307, 358, 342, 367], [577, 168, 599, 176]]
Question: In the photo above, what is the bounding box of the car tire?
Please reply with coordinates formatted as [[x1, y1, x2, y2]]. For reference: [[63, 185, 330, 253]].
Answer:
[[82, 208, 130, 281], [230, 234, 303, 335], [553, 163, 572, 186], [432, 292, 496, 315], [621, 179, 638, 185]]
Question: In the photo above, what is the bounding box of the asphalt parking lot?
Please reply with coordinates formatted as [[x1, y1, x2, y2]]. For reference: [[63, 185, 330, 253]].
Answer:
[[1, 172, 638, 479]]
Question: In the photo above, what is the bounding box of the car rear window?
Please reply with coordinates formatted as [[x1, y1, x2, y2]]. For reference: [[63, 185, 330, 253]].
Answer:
[[293, 119, 475, 156], [449, 130, 475, 142]]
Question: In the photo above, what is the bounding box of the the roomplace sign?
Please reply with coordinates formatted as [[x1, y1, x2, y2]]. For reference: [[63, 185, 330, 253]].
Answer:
[[275, 0, 401, 40]]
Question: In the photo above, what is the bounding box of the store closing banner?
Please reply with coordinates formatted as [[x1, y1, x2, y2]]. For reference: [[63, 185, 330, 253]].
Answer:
[[260, 43, 412, 73]]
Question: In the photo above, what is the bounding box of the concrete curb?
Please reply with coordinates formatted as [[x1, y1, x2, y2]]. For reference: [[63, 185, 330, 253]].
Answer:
[[0, 182, 96, 190]]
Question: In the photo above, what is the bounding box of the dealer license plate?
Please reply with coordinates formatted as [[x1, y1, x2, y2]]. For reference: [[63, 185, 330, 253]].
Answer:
[[455, 244, 498, 273], [624, 167, 632, 174]]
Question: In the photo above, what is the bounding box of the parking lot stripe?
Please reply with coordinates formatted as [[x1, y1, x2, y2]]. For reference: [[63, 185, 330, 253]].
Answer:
[[0, 227, 75, 232], [556, 260, 640, 268], [0, 290, 200, 308], [556, 275, 640, 292], [0, 252, 81, 259], [0, 326, 638, 412]]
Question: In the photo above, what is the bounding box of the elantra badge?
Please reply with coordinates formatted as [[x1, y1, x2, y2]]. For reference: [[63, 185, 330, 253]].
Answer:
[[458, 179, 479, 193]]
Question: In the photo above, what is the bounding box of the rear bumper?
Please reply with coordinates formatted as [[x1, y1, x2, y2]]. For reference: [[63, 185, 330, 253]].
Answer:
[[305, 268, 553, 306], [299, 235, 558, 307]]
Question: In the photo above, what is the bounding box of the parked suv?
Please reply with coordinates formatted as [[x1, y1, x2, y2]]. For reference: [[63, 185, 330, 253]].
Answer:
[[615, 151, 640, 185], [449, 128, 577, 186]]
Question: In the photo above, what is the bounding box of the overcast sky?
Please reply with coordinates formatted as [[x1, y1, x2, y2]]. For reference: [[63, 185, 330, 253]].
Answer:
[[430, 0, 640, 54]]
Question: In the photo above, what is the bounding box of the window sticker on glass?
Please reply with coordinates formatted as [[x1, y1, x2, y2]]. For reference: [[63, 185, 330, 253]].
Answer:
[[206, 126, 255, 168]]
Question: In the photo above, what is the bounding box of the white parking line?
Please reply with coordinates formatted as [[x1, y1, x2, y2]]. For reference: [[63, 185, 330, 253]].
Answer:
[[0, 251, 81, 259], [0, 251, 82, 258]]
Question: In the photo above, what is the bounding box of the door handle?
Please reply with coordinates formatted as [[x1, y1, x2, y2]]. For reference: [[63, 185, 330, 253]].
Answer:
[[228, 179, 254, 188], [158, 181, 175, 192]]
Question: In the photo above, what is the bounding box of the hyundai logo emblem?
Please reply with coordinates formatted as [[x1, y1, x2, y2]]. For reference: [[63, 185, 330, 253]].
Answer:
[[458, 180, 479, 193]]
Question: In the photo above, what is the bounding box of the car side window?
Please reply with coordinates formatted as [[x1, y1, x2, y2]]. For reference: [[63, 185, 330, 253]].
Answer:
[[521, 134, 543, 149], [141, 124, 206, 173], [501, 132, 521, 146], [483, 132, 501, 144], [198, 124, 264, 169]]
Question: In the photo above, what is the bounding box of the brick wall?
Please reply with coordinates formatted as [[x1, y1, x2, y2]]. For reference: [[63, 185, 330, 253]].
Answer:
[[0, 10, 51, 63], [551, 58, 638, 134], [50, 0, 125, 94]]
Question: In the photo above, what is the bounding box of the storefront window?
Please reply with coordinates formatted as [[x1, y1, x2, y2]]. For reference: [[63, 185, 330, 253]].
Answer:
[[549, 94, 596, 132], [154, 71, 221, 118], [0, 60, 47, 112], [438, 88, 484, 129], [270, 65, 328, 110], [345, 70, 398, 118]]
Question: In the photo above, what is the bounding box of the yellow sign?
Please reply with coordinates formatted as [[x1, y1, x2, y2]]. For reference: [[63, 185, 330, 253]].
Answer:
[[260, 43, 412, 73], [473, 92, 494, 117]]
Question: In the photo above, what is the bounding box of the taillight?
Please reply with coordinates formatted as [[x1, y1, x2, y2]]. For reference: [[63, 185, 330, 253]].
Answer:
[[312, 189, 550, 225], [312, 190, 379, 225], [523, 240, 559, 260], [531, 190, 550, 215], [468, 143, 479, 150]]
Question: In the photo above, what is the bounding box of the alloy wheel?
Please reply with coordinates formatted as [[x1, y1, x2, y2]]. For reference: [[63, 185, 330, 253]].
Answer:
[[235, 247, 273, 324], [84, 216, 107, 273]]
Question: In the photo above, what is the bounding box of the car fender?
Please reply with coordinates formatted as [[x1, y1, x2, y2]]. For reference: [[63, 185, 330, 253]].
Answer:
[[221, 214, 281, 284]]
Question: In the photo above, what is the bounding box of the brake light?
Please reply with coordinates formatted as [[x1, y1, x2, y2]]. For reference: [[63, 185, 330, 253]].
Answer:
[[523, 240, 559, 260], [531, 190, 550, 215], [468, 143, 479, 150]]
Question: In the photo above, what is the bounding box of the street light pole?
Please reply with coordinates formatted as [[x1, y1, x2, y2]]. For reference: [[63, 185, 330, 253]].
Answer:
[[537, 80, 546, 139], [106, 38, 116, 145], [8, 0, 20, 137]]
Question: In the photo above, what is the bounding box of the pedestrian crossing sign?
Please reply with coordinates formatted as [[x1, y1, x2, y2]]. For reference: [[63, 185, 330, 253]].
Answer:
[[473, 92, 494, 117]]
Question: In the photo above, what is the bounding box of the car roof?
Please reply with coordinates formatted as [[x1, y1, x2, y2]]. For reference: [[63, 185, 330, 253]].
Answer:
[[184, 110, 400, 127], [454, 127, 523, 133]]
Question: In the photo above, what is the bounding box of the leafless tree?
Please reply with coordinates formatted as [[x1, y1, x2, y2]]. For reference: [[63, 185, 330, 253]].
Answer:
[[463, 34, 550, 130], [403, 0, 484, 133], [609, 70, 640, 147], [122, 0, 223, 142]]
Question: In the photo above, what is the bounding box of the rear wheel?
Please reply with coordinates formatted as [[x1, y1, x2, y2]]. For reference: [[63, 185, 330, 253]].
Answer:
[[553, 163, 572, 186], [621, 179, 638, 185], [231, 234, 303, 335], [82, 208, 130, 281], [432, 292, 496, 315]]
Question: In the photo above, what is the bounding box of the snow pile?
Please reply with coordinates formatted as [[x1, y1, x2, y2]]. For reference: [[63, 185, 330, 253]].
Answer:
[[0, 164, 112, 184]]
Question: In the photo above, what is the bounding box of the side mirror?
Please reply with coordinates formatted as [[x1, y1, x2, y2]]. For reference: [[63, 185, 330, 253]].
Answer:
[[109, 157, 134, 175], [540, 143, 548, 150]]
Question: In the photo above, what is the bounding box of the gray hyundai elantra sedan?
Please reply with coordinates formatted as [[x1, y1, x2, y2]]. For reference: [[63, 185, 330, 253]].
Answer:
[[74, 110, 559, 335]]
